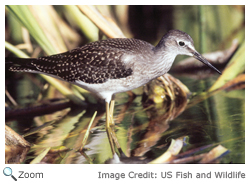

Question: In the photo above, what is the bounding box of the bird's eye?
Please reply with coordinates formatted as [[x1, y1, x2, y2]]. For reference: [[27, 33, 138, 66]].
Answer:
[[178, 41, 185, 46]]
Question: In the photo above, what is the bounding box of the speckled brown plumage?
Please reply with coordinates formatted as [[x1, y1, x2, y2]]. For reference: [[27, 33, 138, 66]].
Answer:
[[7, 38, 154, 84], [6, 30, 221, 93], [6, 30, 222, 157]]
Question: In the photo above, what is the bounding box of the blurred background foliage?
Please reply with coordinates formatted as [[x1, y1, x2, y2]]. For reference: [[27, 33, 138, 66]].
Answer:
[[5, 5, 245, 164], [6, 5, 244, 56], [5, 5, 245, 104]]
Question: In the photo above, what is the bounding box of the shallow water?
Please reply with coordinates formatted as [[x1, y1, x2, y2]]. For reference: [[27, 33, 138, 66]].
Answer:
[[6, 74, 245, 164]]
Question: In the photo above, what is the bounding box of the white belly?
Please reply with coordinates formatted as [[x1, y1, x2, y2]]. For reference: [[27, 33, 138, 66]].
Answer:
[[74, 74, 147, 103]]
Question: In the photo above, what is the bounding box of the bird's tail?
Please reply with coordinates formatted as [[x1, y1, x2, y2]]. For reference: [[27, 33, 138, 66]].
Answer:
[[5, 57, 38, 72]]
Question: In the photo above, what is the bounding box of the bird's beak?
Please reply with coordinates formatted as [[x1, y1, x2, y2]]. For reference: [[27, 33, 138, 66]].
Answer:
[[193, 51, 222, 75]]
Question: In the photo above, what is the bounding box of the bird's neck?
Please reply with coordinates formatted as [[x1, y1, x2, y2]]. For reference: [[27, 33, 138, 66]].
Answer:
[[147, 45, 177, 78]]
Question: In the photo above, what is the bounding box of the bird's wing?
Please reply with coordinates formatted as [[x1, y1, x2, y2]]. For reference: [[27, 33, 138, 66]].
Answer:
[[6, 38, 146, 84]]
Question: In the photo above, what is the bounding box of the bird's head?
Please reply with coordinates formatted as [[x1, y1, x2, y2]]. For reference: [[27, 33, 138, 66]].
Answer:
[[156, 30, 222, 74]]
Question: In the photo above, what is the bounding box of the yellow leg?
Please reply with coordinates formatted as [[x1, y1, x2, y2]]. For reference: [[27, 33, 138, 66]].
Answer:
[[109, 99, 115, 126], [106, 102, 116, 155], [106, 100, 124, 156], [109, 99, 123, 154]]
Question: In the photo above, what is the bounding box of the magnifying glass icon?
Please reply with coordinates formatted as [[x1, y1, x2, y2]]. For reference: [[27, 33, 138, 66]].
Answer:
[[3, 167, 17, 181]]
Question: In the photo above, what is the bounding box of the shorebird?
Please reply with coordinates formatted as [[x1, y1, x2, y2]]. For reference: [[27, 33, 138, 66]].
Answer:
[[6, 30, 221, 155]]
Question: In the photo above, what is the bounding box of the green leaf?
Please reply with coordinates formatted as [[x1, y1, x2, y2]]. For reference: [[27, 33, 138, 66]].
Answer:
[[209, 42, 245, 92], [30, 147, 51, 164], [6, 5, 57, 55]]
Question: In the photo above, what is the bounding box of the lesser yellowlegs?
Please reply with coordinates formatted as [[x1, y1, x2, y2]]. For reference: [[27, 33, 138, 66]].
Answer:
[[6, 30, 221, 155]]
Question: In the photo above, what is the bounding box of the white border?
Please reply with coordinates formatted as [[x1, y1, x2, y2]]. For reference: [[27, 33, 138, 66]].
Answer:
[[2, 2, 250, 185]]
